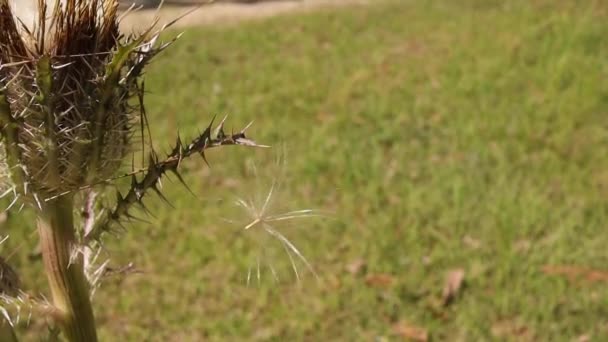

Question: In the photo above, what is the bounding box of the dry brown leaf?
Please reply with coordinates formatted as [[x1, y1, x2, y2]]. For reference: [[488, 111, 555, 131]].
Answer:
[[345, 259, 367, 275], [441, 268, 465, 306], [576, 334, 591, 342], [392, 321, 428, 341], [365, 273, 395, 289], [542, 265, 608, 283]]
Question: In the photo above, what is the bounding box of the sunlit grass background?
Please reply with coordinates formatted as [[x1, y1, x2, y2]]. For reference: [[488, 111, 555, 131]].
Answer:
[[5, 0, 608, 340]]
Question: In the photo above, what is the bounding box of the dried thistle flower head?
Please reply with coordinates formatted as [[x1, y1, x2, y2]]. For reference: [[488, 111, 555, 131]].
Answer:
[[0, 0, 163, 201]]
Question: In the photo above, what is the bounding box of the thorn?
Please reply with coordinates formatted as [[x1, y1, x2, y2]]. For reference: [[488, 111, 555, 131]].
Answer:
[[151, 185, 174, 208], [214, 115, 228, 139], [169, 169, 196, 197], [148, 151, 158, 165], [171, 133, 184, 166], [173, 133, 183, 152], [116, 190, 124, 203], [199, 150, 210, 167], [134, 197, 154, 218], [112, 220, 128, 233], [207, 115, 217, 130], [124, 211, 153, 225], [5, 195, 19, 212], [241, 120, 254, 133], [33, 194, 42, 210], [201, 115, 216, 145]]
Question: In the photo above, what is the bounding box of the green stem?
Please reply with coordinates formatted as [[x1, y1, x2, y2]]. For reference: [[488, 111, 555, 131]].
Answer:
[[37, 196, 98, 342], [0, 91, 26, 194]]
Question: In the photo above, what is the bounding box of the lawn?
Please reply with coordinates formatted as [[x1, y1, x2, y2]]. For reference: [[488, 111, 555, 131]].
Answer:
[[5, 0, 608, 340]]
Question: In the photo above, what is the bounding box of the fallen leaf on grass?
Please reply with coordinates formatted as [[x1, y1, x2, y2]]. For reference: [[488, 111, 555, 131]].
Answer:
[[441, 268, 465, 306], [365, 273, 395, 289], [346, 259, 367, 275], [392, 321, 428, 341], [576, 334, 591, 342], [542, 265, 608, 283]]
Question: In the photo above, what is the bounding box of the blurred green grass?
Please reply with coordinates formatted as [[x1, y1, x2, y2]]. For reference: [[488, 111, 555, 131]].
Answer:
[[6, 0, 608, 340]]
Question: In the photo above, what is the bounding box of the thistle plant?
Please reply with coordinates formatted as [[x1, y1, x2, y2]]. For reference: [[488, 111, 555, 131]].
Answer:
[[0, 1, 263, 340]]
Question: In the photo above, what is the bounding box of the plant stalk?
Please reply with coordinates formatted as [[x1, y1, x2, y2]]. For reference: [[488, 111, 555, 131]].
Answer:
[[37, 196, 97, 342]]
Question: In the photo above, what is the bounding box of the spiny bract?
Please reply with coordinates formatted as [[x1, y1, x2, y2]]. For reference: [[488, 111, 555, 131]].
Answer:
[[0, 0, 161, 201]]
